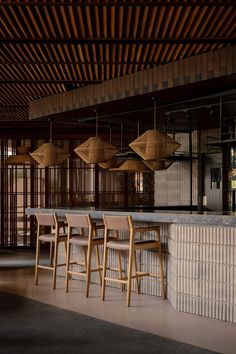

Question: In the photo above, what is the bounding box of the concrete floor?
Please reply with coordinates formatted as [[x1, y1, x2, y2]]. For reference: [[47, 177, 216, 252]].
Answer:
[[0, 248, 235, 354]]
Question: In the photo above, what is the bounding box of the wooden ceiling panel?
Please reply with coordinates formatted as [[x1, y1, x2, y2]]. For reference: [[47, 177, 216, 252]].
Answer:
[[0, 0, 236, 122]]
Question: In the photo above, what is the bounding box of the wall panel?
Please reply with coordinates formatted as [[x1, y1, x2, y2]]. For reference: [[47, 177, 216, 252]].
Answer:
[[29, 45, 236, 120]]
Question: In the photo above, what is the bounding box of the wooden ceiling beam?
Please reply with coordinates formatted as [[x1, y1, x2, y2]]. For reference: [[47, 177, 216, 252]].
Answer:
[[0, 93, 41, 97], [0, 80, 102, 84], [0, 105, 28, 108], [1, 37, 235, 44], [0, 1, 234, 8]]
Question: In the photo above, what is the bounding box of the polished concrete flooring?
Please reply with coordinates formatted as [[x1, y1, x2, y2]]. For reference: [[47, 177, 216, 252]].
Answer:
[[0, 249, 236, 354]]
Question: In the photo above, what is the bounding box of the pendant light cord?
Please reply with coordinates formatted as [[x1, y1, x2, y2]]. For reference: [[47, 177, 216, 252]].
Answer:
[[153, 98, 157, 130], [95, 111, 98, 137], [109, 125, 112, 144], [49, 119, 52, 143], [120, 122, 123, 151]]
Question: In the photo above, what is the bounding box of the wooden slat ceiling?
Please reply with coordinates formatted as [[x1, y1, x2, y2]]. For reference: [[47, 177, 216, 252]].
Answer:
[[0, 0, 236, 123]]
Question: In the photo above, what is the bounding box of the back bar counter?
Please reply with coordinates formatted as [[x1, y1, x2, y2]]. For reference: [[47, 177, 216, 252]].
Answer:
[[26, 208, 236, 323]]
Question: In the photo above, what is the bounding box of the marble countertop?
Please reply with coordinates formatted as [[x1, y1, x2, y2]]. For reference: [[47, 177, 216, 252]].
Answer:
[[25, 207, 236, 226]]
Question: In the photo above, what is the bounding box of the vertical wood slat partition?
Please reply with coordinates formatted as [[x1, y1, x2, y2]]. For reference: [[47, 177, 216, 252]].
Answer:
[[0, 138, 154, 247]]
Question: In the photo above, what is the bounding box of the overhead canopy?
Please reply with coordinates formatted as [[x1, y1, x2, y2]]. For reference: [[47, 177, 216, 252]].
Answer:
[[1, 0, 236, 124]]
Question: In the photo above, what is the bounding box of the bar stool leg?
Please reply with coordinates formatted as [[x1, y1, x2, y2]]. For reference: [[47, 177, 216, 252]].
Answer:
[[86, 242, 93, 297], [52, 241, 59, 290], [101, 246, 109, 301], [64, 241, 67, 261], [65, 241, 71, 292], [35, 238, 40, 285], [158, 250, 165, 299], [83, 246, 88, 271], [127, 248, 134, 307], [134, 251, 141, 294], [95, 245, 102, 286], [117, 250, 125, 291], [49, 242, 53, 266]]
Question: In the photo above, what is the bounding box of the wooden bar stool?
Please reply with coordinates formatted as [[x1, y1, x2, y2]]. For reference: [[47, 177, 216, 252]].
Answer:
[[101, 214, 165, 307], [65, 213, 104, 297], [35, 212, 67, 289]]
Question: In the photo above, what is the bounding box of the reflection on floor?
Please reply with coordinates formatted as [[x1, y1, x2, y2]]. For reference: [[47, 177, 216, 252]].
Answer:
[[0, 249, 235, 354]]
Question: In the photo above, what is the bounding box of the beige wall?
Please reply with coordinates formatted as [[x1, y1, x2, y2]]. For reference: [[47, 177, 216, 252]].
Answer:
[[154, 132, 198, 207]]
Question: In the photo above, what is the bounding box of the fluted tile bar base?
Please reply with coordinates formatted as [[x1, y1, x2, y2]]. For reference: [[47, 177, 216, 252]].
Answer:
[[168, 224, 236, 323]]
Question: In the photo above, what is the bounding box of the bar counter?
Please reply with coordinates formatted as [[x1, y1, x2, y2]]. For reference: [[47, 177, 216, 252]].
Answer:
[[26, 207, 236, 226], [26, 207, 236, 323]]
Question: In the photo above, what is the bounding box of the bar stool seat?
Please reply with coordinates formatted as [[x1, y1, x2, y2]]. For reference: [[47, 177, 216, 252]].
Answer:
[[106, 239, 130, 250], [68, 235, 104, 246], [35, 212, 67, 289], [102, 214, 165, 306], [65, 213, 104, 297], [38, 233, 64, 242]]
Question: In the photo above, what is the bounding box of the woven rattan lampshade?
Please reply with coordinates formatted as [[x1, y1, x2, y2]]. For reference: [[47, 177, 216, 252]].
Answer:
[[30, 143, 69, 167], [6, 146, 38, 165], [110, 158, 151, 172], [129, 129, 181, 161], [99, 156, 120, 169], [143, 159, 174, 171], [74, 137, 118, 164]]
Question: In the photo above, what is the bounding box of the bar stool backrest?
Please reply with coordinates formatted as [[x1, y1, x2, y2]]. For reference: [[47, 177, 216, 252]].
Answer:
[[103, 215, 132, 231], [36, 212, 57, 227], [66, 214, 91, 229]]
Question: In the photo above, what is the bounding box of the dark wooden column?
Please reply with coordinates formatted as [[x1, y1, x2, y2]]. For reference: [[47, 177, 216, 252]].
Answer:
[[45, 167, 49, 208], [222, 147, 230, 211], [94, 164, 99, 208], [30, 139, 36, 245], [197, 153, 205, 212], [188, 115, 193, 210], [0, 140, 5, 245], [68, 140, 74, 208]]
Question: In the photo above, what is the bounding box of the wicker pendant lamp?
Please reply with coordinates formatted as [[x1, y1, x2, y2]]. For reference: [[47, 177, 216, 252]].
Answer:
[[30, 120, 69, 166], [109, 123, 151, 172], [110, 158, 151, 172], [143, 159, 174, 171], [129, 99, 180, 160], [99, 155, 120, 169], [6, 146, 38, 165], [74, 112, 118, 164], [99, 126, 120, 169]]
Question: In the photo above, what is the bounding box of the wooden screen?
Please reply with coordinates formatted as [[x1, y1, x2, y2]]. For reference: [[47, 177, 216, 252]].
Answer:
[[0, 138, 154, 247]]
